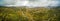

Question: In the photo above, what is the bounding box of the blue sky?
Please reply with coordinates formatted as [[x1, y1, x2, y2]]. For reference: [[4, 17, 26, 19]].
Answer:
[[0, 0, 4, 5], [0, 0, 60, 7]]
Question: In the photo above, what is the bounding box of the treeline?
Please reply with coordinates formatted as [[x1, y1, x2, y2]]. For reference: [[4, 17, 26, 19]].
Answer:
[[0, 6, 60, 21]]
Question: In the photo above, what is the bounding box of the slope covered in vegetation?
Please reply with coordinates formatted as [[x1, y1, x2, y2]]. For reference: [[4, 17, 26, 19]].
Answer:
[[0, 6, 60, 21]]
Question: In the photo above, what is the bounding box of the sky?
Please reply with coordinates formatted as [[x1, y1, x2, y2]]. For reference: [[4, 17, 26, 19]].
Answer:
[[0, 0, 60, 7]]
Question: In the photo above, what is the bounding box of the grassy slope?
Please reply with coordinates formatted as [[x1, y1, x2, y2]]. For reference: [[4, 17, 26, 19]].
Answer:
[[0, 6, 59, 21]]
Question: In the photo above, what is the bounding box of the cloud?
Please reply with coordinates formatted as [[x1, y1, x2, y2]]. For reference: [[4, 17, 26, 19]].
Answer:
[[26, 0, 59, 7], [0, 0, 60, 7], [3, 0, 16, 5]]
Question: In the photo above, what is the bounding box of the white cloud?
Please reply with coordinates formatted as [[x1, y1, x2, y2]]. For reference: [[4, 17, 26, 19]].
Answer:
[[15, 0, 28, 6], [4, 0, 16, 5], [3, 0, 59, 7]]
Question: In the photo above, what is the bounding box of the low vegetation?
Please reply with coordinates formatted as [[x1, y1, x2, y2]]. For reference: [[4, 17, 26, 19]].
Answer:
[[0, 6, 60, 21]]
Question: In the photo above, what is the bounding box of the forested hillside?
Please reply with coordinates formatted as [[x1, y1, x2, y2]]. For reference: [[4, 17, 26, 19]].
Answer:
[[0, 6, 60, 21]]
